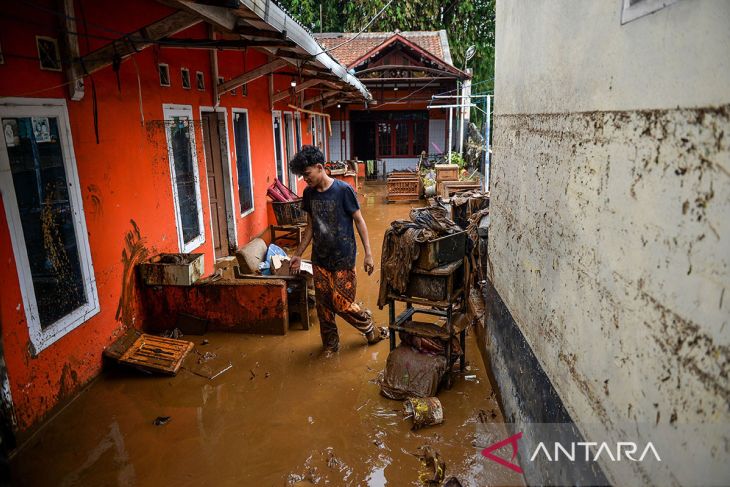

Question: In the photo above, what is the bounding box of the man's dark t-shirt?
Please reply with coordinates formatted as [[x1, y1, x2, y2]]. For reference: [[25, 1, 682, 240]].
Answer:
[[302, 179, 360, 271]]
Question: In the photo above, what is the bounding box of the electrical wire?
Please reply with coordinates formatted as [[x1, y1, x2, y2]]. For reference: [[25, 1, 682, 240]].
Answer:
[[433, 77, 494, 97], [315, 0, 395, 56], [373, 78, 439, 109]]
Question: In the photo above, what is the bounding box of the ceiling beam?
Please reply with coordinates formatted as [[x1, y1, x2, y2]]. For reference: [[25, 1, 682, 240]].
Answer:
[[270, 79, 344, 104], [219, 58, 288, 94], [156, 38, 295, 49], [158, 0, 237, 31], [303, 90, 340, 108], [78, 10, 200, 75]]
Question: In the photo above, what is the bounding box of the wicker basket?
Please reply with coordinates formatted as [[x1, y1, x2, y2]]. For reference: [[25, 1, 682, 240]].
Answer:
[[272, 199, 308, 225]]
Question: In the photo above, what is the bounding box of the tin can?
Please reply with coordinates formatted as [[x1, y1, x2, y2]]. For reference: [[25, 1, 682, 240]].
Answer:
[[403, 397, 444, 430]]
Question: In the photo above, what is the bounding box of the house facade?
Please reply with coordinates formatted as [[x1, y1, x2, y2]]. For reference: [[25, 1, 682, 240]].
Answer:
[[315, 31, 470, 171], [0, 0, 368, 438]]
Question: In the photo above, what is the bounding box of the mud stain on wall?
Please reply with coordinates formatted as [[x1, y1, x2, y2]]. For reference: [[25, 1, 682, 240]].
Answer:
[[115, 220, 148, 328]]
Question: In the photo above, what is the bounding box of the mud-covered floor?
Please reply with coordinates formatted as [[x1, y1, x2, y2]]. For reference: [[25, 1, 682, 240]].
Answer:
[[11, 183, 517, 486]]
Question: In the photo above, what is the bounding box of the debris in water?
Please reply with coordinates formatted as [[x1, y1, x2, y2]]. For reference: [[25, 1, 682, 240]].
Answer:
[[265, 371, 271, 378], [416, 445, 445, 485], [443, 477, 463, 487], [464, 374, 477, 381], [153, 416, 171, 426], [161, 328, 183, 339], [403, 397, 444, 430], [201, 339, 209, 345], [249, 369, 256, 380]]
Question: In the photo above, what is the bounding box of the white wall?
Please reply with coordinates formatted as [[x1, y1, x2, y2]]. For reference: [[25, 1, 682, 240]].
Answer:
[[428, 119, 446, 154], [492, 1, 730, 485], [328, 120, 350, 161]]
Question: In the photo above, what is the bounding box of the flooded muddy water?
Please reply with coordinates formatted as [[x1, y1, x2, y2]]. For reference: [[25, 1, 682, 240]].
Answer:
[[11, 183, 519, 486]]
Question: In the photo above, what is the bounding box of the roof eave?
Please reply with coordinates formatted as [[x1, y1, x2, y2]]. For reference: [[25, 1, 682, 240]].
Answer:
[[239, 0, 371, 101]]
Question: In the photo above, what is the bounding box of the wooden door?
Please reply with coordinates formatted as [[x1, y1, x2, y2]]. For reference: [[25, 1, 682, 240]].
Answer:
[[202, 111, 229, 259]]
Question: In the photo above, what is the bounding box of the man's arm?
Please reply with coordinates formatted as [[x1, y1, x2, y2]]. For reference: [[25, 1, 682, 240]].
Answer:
[[352, 209, 374, 275], [290, 221, 312, 273]]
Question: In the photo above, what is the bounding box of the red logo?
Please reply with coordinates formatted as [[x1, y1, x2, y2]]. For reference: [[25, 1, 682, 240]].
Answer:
[[481, 432, 524, 474]]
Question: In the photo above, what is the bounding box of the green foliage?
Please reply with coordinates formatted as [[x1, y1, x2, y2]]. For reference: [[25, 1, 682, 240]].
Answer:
[[448, 152, 466, 169]]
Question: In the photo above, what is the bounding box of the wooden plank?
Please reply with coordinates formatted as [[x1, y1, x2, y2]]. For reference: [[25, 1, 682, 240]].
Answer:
[[219, 58, 288, 94], [302, 90, 339, 108], [271, 79, 338, 104], [119, 334, 194, 375], [62, 0, 84, 100], [79, 10, 200, 75], [159, 0, 238, 31]]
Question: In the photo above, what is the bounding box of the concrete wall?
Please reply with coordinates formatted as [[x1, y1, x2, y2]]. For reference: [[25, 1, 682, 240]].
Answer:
[[491, 1, 729, 485]]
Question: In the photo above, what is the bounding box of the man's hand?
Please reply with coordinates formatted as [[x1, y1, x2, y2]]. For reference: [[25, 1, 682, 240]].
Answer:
[[290, 255, 302, 274], [364, 254, 374, 276]]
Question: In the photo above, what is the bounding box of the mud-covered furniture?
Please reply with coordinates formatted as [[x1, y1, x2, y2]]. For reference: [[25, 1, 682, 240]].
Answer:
[[385, 259, 467, 387], [234, 238, 313, 330]]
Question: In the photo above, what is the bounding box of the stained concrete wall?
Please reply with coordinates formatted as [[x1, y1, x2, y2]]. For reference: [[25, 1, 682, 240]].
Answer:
[[491, 1, 729, 485]]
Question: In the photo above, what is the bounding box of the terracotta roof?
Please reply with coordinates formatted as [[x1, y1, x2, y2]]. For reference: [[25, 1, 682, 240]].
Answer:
[[314, 31, 452, 68]]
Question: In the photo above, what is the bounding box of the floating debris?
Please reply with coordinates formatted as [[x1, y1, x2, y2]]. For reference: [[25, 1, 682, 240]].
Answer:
[[403, 397, 444, 430], [153, 416, 171, 426]]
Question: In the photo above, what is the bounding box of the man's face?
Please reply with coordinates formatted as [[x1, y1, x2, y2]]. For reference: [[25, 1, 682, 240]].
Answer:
[[301, 164, 324, 187]]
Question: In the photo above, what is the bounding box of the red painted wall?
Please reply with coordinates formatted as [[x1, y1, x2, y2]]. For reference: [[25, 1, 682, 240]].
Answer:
[[0, 0, 324, 433]]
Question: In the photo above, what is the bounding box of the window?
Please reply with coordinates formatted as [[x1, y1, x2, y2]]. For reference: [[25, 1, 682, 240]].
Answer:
[[158, 64, 170, 87], [241, 83, 247, 96], [621, 0, 679, 24], [272, 112, 285, 183], [294, 112, 302, 152], [232, 110, 254, 214], [377, 122, 392, 156], [162, 105, 204, 252], [196, 71, 205, 91], [375, 112, 428, 157], [0, 99, 99, 353], [395, 121, 409, 155], [181, 68, 191, 89]]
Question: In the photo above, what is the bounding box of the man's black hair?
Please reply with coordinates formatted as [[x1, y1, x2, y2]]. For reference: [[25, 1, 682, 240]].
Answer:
[[289, 145, 325, 175]]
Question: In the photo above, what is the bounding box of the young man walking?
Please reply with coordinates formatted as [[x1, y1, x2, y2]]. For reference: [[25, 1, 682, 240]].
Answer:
[[289, 146, 386, 353]]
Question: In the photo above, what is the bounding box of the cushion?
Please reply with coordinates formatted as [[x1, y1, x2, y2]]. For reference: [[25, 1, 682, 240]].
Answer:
[[235, 237, 267, 274]]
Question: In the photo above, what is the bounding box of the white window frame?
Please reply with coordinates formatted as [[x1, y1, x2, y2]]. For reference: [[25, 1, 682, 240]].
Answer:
[[158, 63, 170, 87], [0, 97, 99, 354], [181, 67, 191, 90], [162, 104, 205, 253], [232, 108, 255, 218], [271, 110, 287, 186]]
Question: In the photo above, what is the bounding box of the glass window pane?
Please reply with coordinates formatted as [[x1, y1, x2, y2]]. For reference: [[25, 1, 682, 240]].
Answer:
[[395, 121, 409, 155], [234, 112, 253, 213], [377, 122, 392, 156], [413, 120, 428, 155], [3, 116, 86, 329], [169, 117, 201, 244]]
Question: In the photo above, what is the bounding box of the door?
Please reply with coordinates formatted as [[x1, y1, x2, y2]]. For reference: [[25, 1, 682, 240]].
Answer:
[[201, 111, 230, 259]]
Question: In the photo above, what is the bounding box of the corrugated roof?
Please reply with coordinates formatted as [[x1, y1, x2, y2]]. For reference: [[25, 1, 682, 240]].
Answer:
[[314, 31, 451, 68]]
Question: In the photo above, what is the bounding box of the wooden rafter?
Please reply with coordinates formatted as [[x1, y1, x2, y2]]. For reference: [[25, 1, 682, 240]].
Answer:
[[156, 38, 295, 49], [303, 90, 340, 108], [158, 0, 237, 31], [219, 58, 288, 94], [271, 79, 341, 104], [78, 10, 200, 75]]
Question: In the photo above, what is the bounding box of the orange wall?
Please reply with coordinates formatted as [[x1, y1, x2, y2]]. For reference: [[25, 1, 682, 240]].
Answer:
[[0, 0, 319, 433]]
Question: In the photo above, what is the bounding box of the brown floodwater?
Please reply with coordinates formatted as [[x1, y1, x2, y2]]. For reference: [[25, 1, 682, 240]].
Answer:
[[10, 183, 520, 486]]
